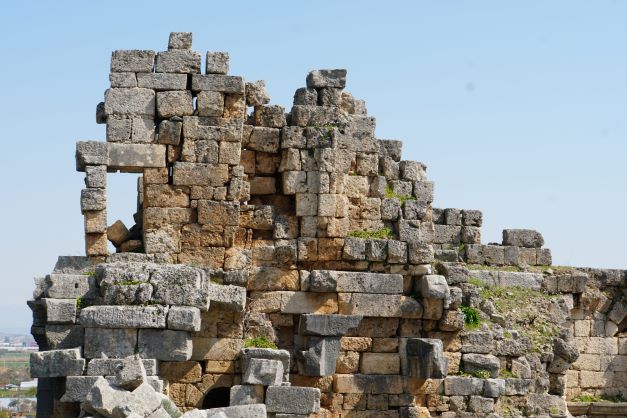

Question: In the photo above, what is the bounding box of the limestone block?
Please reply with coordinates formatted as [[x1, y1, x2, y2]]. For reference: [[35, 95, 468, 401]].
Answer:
[[281, 292, 338, 314], [249, 176, 275, 195], [81, 188, 106, 212], [192, 337, 243, 361], [502, 229, 544, 248], [137, 73, 187, 90], [173, 162, 229, 186], [246, 80, 270, 107], [84, 328, 137, 358], [156, 90, 194, 118], [290, 105, 347, 127], [309, 270, 403, 294], [168, 32, 192, 49], [408, 243, 433, 264], [399, 161, 426, 181], [230, 384, 264, 406], [138, 329, 192, 361], [191, 74, 245, 93], [206, 284, 246, 312], [85, 165, 107, 188], [406, 338, 448, 379], [537, 248, 552, 265], [462, 209, 483, 227], [298, 314, 362, 336], [196, 90, 225, 117], [104, 88, 155, 117], [338, 293, 402, 317], [111, 50, 155, 72], [86, 358, 158, 376], [30, 348, 85, 378], [444, 376, 484, 396], [483, 245, 505, 265], [398, 220, 422, 244], [198, 200, 239, 226], [80, 305, 167, 329], [61, 375, 99, 402], [83, 377, 133, 416], [76, 141, 109, 171], [413, 180, 435, 203], [150, 264, 208, 310], [155, 50, 201, 73], [167, 306, 201, 331], [110, 72, 137, 88], [113, 355, 147, 390], [46, 274, 96, 299], [106, 220, 129, 246], [306, 69, 347, 88], [333, 374, 403, 394], [44, 298, 76, 324], [293, 87, 318, 106], [483, 378, 505, 398], [388, 240, 408, 264], [247, 127, 281, 153], [381, 198, 401, 221], [243, 358, 284, 386], [205, 404, 267, 418], [107, 143, 166, 171], [361, 353, 400, 374], [265, 386, 320, 414], [45, 324, 84, 349], [418, 275, 450, 299], [436, 262, 469, 285], [462, 353, 500, 378], [434, 224, 461, 244], [254, 104, 287, 128]]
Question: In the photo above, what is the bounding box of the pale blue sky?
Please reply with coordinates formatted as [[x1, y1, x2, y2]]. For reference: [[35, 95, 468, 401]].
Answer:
[[1, 1, 626, 333]]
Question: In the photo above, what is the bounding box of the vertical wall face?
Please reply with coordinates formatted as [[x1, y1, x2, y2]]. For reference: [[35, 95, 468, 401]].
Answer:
[[30, 32, 626, 417]]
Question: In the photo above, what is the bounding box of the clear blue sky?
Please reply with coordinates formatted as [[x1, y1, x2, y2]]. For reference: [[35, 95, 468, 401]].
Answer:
[[1, 1, 626, 334]]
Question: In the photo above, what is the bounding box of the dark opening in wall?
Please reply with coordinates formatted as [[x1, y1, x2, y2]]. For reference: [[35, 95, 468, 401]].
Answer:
[[201, 387, 230, 409]]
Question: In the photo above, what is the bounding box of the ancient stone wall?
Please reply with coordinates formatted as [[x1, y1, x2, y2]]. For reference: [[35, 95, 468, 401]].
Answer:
[[27, 32, 626, 418]]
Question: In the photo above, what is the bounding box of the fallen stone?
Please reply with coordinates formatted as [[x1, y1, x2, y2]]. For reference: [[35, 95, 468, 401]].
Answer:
[[205, 404, 266, 418], [84, 328, 138, 358]]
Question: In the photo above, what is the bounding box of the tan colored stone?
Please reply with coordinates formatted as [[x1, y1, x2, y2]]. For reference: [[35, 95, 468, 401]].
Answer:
[[143, 167, 169, 184], [144, 207, 194, 229], [566, 370, 580, 388], [444, 352, 461, 375], [574, 319, 591, 337], [160, 361, 202, 383], [180, 223, 224, 247], [340, 337, 372, 352], [249, 267, 299, 291], [318, 238, 345, 261], [107, 220, 130, 246], [249, 291, 283, 313], [168, 382, 187, 406], [290, 375, 334, 392], [572, 354, 601, 371], [579, 371, 608, 388], [178, 246, 225, 269], [144, 184, 189, 207], [249, 176, 276, 195], [191, 337, 243, 361], [205, 360, 237, 374], [223, 94, 246, 119], [336, 351, 360, 374], [86, 233, 108, 256], [281, 291, 338, 314], [84, 210, 107, 234], [372, 338, 399, 353], [342, 393, 367, 410], [361, 353, 400, 375]]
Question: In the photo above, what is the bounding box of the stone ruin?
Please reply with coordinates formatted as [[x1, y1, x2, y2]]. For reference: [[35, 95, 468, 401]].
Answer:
[[27, 32, 626, 418]]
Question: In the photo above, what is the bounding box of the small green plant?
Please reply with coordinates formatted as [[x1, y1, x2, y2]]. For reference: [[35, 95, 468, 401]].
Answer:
[[75, 297, 87, 309], [469, 369, 491, 379], [84, 270, 96, 277], [461, 306, 481, 329], [503, 331, 512, 339], [549, 406, 559, 414], [347, 227, 393, 239], [499, 369, 517, 378], [142, 300, 159, 306], [210, 278, 223, 285], [384, 184, 416, 204], [244, 336, 278, 349], [468, 277, 484, 287], [571, 394, 625, 403], [117, 279, 143, 286]]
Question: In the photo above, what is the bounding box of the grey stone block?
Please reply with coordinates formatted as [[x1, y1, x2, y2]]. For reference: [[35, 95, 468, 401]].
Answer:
[[86, 358, 158, 376], [102, 282, 153, 305], [81, 188, 106, 212], [483, 245, 505, 265], [150, 264, 209, 310], [246, 80, 270, 106], [398, 220, 422, 244], [436, 262, 470, 284], [230, 384, 264, 406], [46, 273, 96, 299], [498, 272, 541, 290], [137, 73, 187, 90], [76, 141, 108, 171], [53, 256, 93, 274], [167, 306, 201, 331], [80, 305, 167, 329], [483, 378, 505, 398], [157, 119, 183, 146], [61, 375, 99, 402], [444, 208, 462, 226], [434, 224, 461, 244], [308, 270, 403, 294], [298, 314, 362, 336], [413, 181, 434, 203], [365, 239, 387, 261], [342, 237, 366, 260], [265, 386, 321, 414], [502, 229, 544, 248], [462, 209, 483, 227], [155, 50, 201, 73], [111, 355, 146, 390], [293, 87, 318, 106], [206, 51, 229, 74], [418, 275, 450, 300], [462, 353, 500, 378], [242, 358, 283, 386], [406, 338, 447, 379], [107, 143, 166, 171], [240, 348, 291, 381], [168, 32, 192, 50], [206, 283, 246, 312], [191, 74, 245, 93], [306, 69, 346, 88], [408, 243, 433, 264], [104, 87, 155, 117], [138, 329, 192, 361], [84, 327, 138, 359], [111, 50, 155, 73], [403, 200, 428, 220], [85, 165, 107, 188], [444, 376, 484, 396], [110, 72, 137, 88], [83, 376, 132, 417], [44, 298, 76, 324], [297, 336, 340, 376], [205, 404, 267, 418], [468, 395, 495, 413], [247, 127, 281, 152], [45, 324, 84, 349], [388, 240, 408, 264], [156, 90, 194, 118], [30, 348, 85, 378]]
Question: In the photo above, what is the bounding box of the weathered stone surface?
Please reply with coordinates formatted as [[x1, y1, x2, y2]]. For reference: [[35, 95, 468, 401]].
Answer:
[[338, 293, 402, 317], [502, 229, 544, 248], [198, 200, 240, 226], [333, 374, 403, 394], [418, 275, 450, 300], [80, 305, 167, 329], [137, 73, 187, 90], [192, 337, 244, 361], [81, 188, 107, 212], [298, 314, 362, 336], [242, 358, 284, 386], [76, 141, 108, 171], [241, 348, 290, 380], [230, 384, 264, 406], [306, 69, 347, 88], [361, 353, 401, 374], [191, 74, 245, 93], [265, 386, 321, 414], [168, 32, 192, 49], [167, 306, 201, 331], [150, 264, 208, 310], [206, 283, 246, 312], [114, 355, 147, 390], [157, 90, 194, 118], [406, 338, 448, 379], [138, 329, 192, 361], [298, 336, 341, 376], [45, 324, 84, 349], [111, 50, 155, 72], [46, 274, 96, 299], [61, 375, 99, 402], [30, 348, 85, 378], [107, 143, 166, 171], [205, 404, 267, 418], [444, 376, 484, 396], [44, 298, 76, 324], [84, 328, 138, 358], [309, 270, 403, 294], [104, 88, 156, 117], [86, 358, 158, 376], [84, 376, 133, 416], [155, 50, 201, 73], [462, 353, 500, 378], [173, 162, 230, 186], [483, 378, 505, 398]]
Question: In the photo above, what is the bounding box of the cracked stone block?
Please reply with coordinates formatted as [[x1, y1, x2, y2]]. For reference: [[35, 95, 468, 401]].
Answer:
[[80, 305, 167, 329], [230, 384, 264, 406], [298, 314, 362, 336], [205, 404, 266, 417], [242, 358, 284, 386], [30, 348, 85, 378], [241, 348, 291, 382], [306, 69, 347, 89], [406, 338, 448, 379]]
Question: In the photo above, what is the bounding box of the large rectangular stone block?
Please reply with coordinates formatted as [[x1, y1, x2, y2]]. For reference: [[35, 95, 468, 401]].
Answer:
[[361, 353, 401, 375], [198, 200, 240, 226], [107, 143, 166, 171], [44, 298, 76, 324], [298, 314, 362, 336], [191, 74, 245, 94], [155, 50, 201, 73], [150, 264, 209, 310], [338, 293, 402, 317], [84, 328, 138, 359], [265, 386, 321, 414], [306, 69, 347, 88], [30, 348, 85, 378], [76, 141, 108, 171], [80, 305, 167, 329], [309, 270, 404, 294], [502, 229, 544, 248], [104, 88, 155, 117], [242, 358, 283, 386], [86, 358, 158, 376], [191, 337, 243, 361], [406, 338, 448, 379], [138, 329, 192, 361], [172, 162, 229, 186], [111, 50, 155, 73], [46, 274, 97, 299], [136, 73, 187, 90], [333, 374, 403, 394]]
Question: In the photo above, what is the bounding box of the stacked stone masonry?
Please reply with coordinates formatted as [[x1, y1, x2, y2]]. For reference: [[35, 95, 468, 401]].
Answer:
[[28, 32, 626, 418]]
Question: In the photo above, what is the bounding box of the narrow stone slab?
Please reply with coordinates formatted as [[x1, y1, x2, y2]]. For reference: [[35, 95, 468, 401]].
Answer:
[[84, 328, 138, 359], [107, 143, 166, 171], [30, 348, 85, 378], [136, 73, 187, 91], [191, 74, 245, 94], [309, 270, 403, 294], [406, 338, 448, 379], [86, 358, 158, 376], [298, 314, 362, 336], [80, 305, 167, 329], [265, 386, 321, 414]]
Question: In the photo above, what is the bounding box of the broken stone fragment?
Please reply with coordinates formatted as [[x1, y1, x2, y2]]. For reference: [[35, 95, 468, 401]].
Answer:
[[502, 229, 544, 248], [306, 69, 347, 89], [106, 220, 129, 247], [168, 32, 192, 50]]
